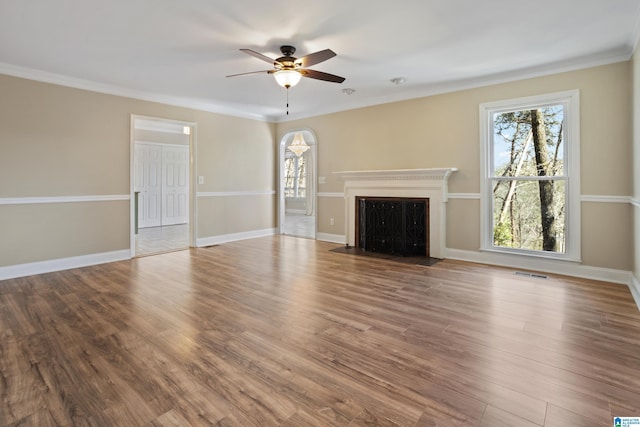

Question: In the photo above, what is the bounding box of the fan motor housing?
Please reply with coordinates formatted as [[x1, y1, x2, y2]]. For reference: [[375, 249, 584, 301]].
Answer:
[[280, 45, 296, 56]]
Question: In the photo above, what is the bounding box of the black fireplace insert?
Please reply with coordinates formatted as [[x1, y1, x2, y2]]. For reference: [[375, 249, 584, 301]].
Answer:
[[356, 197, 429, 257]]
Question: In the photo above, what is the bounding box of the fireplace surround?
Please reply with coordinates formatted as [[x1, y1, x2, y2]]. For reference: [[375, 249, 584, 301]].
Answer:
[[334, 168, 457, 259]]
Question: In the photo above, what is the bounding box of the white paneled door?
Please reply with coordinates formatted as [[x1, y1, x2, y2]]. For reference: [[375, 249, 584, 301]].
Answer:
[[162, 145, 189, 226], [135, 143, 162, 228], [135, 143, 189, 228]]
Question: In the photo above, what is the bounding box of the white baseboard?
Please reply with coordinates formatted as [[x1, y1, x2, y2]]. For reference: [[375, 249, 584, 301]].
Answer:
[[0, 249, 131, 281], [446, 248, 632, 284], [630, 275, 640, 310], [316, 233, 345, 244], [197, 228, 277, 247]]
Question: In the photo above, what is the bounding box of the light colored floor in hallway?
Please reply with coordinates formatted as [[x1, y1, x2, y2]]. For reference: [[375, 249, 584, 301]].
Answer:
[[284, 214, 315, 238], [136, 223, 189, 256]]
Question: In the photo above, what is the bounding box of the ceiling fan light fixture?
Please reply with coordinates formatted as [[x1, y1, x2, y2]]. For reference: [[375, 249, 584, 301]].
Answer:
[[274, 69, 302, 88]]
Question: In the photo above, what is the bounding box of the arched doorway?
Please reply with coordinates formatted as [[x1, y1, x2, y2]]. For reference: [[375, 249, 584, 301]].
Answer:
[[279, 130, 317, 238]]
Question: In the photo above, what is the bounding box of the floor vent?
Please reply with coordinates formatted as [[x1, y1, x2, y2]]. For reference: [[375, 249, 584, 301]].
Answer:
[[514, 271, 548, 279]]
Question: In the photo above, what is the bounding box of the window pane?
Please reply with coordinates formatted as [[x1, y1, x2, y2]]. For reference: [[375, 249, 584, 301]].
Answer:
[[285, 155, 308, 198], [297, 156, 306, 198], [284, 157, 295, 197], [493, 105, 564, 178], [492, 179, 565, 253]]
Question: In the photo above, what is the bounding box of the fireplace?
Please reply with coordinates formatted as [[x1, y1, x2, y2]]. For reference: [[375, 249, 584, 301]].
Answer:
[[334, 168, 457, 259], [356, 197, 429, 257]]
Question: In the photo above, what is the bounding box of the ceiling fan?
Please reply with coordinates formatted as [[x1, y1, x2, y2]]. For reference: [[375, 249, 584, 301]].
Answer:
[[227, 45, 346, 88]]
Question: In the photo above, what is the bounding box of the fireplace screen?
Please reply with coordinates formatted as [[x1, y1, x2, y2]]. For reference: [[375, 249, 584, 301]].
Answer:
[[357, 197, 429, 257]]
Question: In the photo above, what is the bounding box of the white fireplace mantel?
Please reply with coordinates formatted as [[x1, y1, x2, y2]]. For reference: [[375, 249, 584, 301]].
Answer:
[[333, 168, 458, 259]]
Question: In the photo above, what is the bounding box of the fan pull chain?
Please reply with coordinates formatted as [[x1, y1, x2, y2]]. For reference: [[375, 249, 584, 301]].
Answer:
[[286, 87, 290, 115]]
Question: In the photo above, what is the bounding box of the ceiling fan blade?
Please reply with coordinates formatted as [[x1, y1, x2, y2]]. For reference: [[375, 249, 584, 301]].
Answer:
[[240, 49, 276, 64], [301, 69, 345, 83], [226, 70, 272, 78], [295, 49, 336, 68]]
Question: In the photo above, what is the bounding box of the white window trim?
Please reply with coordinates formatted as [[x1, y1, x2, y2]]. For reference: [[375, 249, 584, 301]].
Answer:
[[479, 90, 581, 262]]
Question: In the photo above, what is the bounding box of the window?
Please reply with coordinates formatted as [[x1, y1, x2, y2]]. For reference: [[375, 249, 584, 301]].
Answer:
[[284, 152, 307, 198], [480, 90, 580, 261]]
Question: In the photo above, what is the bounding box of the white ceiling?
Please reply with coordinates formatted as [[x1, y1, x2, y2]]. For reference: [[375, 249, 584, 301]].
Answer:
[[1, 1, 639, 122]]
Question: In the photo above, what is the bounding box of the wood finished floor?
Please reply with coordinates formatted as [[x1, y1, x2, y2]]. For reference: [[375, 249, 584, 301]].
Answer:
[[1, 236, 639, 426]]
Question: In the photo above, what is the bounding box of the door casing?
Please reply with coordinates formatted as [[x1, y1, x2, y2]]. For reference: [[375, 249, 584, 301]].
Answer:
[[130, 115, 197, 257]]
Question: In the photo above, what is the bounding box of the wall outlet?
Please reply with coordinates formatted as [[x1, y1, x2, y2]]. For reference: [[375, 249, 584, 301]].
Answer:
[[330, 217, 335, 226], [198, 176, 204, 184]]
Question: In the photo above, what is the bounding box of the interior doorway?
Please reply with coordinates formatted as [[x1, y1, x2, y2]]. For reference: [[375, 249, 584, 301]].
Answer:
[[130, 116, 196, 257], [279, 130, 317, 239]]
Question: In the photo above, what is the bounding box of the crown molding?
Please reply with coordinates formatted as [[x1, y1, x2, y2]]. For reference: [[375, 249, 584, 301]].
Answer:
[[1, 43, 633, 124], [276, 48, 632, 122], [0, 62, 269, 122]]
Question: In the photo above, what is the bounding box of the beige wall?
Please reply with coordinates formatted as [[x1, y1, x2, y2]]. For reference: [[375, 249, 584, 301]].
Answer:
[[0, 201, 129, 266], [0, 74, 276, 267], [278, 62, 632, 270], [197, 195, 277, 237]]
